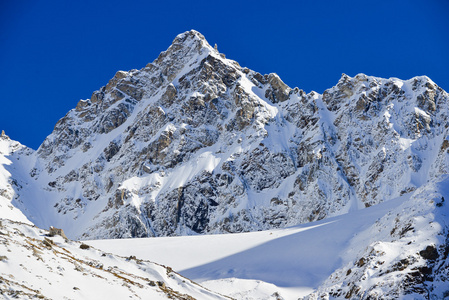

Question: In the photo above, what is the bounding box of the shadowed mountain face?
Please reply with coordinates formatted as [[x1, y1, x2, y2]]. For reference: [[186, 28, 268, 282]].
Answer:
[[1, 30, 449, 241]]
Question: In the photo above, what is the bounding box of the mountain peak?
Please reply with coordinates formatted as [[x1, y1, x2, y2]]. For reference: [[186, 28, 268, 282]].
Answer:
[[172, 30, 207, 45], [165, 30, 214, 55]]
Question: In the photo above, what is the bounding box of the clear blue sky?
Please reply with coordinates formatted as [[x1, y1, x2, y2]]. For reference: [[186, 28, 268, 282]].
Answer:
[[1, 0, 448, 149]]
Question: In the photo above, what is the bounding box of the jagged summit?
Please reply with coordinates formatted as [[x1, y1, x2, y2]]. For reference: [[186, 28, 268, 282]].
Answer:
[[172, 30, 208, 47], [169, 30, 225, 60]]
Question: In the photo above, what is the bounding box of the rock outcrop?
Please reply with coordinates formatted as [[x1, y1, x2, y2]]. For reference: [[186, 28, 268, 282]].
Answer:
[[48, 226, 68, 239]]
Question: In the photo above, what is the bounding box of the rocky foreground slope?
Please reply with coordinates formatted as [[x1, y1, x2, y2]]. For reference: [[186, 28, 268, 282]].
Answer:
[[1, 30, 449, 241], [0, 218, 228, 299]]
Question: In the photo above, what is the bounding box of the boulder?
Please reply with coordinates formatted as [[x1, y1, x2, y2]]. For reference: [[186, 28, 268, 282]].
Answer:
[[48, 226, 68, 239]]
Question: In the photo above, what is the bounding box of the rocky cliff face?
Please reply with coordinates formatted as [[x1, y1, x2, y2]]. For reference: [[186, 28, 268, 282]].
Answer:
[[3, 30, 449, 241]]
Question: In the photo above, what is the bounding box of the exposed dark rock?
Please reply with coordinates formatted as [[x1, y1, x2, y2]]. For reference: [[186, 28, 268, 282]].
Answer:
[[79, 243, 90, 249], [419, 245, 439, 261]]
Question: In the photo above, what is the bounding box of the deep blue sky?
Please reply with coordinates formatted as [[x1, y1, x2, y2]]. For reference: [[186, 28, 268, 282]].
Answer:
[[1, 0, 448, 149]]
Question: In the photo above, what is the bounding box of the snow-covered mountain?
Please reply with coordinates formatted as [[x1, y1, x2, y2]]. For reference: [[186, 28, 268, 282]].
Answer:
[[3, 30, 449, 241], [1, 30, 449, 299]]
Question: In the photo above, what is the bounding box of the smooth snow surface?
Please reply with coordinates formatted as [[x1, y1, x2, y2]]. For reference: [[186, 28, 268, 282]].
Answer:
[[89, 195, 409, 299]]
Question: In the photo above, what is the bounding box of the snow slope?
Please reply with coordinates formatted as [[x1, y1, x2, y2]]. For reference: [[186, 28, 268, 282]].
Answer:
[[0, 134, 34, 225], [89, 176, 449, 299], [0, 218, 229, 299]]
